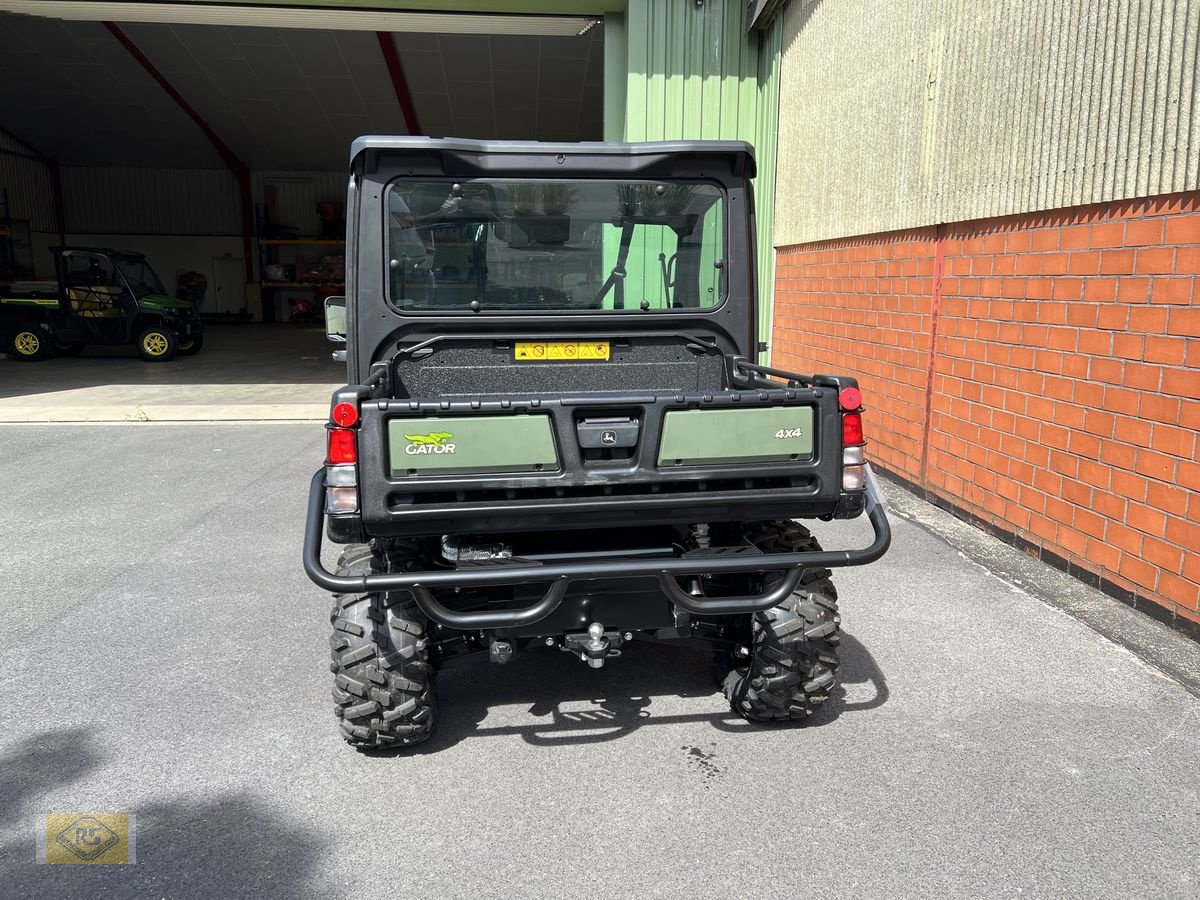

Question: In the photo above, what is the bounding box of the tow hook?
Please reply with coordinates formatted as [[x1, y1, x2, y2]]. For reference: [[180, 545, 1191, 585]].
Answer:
[[562, 622, 625, 669], [489, 639, 514, 664]]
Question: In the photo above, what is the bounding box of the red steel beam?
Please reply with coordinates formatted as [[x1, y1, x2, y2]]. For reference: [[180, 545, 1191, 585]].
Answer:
[[103, 21, 255, 284], [376, 32, 421, 135]]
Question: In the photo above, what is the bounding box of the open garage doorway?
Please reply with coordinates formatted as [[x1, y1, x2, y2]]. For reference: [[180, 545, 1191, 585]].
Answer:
[[0, 2, 604, 420]]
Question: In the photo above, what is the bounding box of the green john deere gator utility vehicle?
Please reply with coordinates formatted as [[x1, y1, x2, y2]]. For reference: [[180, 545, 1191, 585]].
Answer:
[[303, 137, 891, 750], [1, 246, 203, 362]]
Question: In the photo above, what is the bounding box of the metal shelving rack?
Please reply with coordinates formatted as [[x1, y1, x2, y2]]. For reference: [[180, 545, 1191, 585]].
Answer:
[[257, 237, 345, 322]]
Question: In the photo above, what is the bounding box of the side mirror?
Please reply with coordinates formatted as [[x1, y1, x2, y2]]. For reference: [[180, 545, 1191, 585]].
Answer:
[[324, 295, 347, 343]]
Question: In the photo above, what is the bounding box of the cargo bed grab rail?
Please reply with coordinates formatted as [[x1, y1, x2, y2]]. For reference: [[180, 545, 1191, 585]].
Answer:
[[303, 468, 891, 627]]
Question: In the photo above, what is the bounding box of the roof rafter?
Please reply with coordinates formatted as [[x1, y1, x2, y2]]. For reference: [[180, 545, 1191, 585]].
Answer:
[[376, 33, 421, 136], [103, 21, 255, 282]]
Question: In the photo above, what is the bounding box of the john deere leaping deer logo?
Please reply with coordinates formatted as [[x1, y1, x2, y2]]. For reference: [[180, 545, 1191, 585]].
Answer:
[[404, 431, 457, 455]]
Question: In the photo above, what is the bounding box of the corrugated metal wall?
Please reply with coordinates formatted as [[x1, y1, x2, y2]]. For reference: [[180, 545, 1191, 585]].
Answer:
[[0, 139, 58, 234], [60, 167, 240, 235], [774, 0, 1200, 246], [621, 0, 783, 343], [252, 170, 347, 235], [753, 18, 783, 348], [7, 161, 348, 242]]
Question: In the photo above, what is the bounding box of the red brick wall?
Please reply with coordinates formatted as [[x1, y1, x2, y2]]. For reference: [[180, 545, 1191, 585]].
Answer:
[[773, 192, 1200, 629]]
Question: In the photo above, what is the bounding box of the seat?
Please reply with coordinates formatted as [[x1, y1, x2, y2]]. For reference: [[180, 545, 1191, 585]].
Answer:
[[68, 286, 123, 317]]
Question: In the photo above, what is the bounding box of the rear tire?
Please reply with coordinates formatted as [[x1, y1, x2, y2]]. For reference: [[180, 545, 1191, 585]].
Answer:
[[721, 522, 841, 722], [329, 544, 436, 750], [8, 325, 53, 361]]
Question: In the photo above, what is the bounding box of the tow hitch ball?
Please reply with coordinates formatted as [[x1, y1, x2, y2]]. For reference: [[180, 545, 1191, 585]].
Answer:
[[563, 622, 627, 669]]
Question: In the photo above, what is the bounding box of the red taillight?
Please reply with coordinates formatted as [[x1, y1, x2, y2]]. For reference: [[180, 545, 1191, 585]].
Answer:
[[327, 427, 357, 464], [839, 386, 862, 411], [331, 402, 359, 427], [842, 412, 864, 445]]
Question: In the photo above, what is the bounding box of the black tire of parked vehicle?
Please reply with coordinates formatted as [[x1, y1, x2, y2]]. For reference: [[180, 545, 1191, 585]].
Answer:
[[136, 325, 178, 362], [9, 325, 53, 361], [176, 334, 204, 356], [329, 544, 437, 750], [720, 521, 841, 722], [52, 341, 86, 355]]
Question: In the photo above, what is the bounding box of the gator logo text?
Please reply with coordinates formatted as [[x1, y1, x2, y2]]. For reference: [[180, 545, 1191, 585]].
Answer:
[[404, 431, 456, 455]]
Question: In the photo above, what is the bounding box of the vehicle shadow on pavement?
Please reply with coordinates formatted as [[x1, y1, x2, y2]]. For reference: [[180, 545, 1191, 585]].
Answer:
[[0, 729, 326, 895], [400, 630, 889, 752], [0, 726, 103, 828], [830, 631, 891, 714]]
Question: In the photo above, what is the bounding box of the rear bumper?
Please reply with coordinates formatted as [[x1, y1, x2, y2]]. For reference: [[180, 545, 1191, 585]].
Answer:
[[302, 465, 892, 626]]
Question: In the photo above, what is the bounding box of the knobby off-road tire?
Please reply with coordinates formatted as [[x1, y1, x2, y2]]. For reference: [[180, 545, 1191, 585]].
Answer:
[[722, 521, 841, 722], [329, 544, 436, 749]]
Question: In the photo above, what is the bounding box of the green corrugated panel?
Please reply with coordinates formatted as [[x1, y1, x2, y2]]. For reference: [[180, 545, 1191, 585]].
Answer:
[[754, 17, 783, 359], [602, 13, 627, 142], [621, 0, 783, 357]]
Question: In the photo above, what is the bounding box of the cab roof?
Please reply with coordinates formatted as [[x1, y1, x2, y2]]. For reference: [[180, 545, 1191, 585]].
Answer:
[[350, 136, 756, 180]]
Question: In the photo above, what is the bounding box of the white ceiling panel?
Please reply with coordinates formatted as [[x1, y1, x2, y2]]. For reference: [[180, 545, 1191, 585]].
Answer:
[[348, 63, 396, 105], [227, 25, 285, 47], [278, 30, 346, 76], [174, 23, 239, 60], [0, 14, 222, 166], [309, 78, 364, 114], [488, 37, 541, 73], [0, 11, 601, 171], [401, 51, 448, 97], [202, 59, 269, 100], [245, 44, 307, 89], [116, 21, 415, 168], [398, 27, 603, 142], [362, 102, 410, 134], [270, 88, 321, 120], [493, 109, 539, 140], [124, 26, 199, 74], [540, 57, 590, 99], [493, 70, 541, 111]]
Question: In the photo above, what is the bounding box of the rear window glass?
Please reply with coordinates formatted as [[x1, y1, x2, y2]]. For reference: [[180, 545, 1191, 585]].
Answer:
[[384, 179, 725, 313]]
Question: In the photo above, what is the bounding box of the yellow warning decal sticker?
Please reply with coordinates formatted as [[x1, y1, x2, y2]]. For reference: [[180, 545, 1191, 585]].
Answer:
[[514, 341, 610, 362], [0, 297, 58, 306]]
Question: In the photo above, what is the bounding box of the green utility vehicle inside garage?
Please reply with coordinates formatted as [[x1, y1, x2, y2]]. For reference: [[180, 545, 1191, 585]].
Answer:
[[1, 246, 203, 361]]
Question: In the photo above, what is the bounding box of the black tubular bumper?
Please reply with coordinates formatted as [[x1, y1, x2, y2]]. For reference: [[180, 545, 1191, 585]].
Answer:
[[303, 468, 892, 628]]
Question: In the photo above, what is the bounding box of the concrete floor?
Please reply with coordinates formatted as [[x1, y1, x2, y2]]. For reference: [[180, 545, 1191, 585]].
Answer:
[[0, 324, 341, 422], [1, 423, 1198, 897]]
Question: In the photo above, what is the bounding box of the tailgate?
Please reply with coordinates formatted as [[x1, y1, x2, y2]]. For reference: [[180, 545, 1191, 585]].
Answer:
[[356, 385, 848, 536]]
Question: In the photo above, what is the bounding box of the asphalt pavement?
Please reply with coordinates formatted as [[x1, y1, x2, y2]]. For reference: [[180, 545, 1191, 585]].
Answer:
[[1, 423, 1198, 898]]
